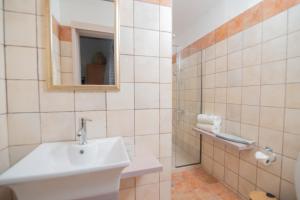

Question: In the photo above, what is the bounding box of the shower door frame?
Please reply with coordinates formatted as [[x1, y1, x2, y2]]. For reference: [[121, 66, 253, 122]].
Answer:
[[173, 46, 202, 168]]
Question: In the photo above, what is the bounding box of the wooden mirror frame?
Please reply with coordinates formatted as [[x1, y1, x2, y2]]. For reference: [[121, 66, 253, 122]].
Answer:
[[46, 0, 120, 91]]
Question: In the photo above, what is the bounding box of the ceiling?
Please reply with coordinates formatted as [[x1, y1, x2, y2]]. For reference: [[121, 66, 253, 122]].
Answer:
[[173, 0, 218, 47]]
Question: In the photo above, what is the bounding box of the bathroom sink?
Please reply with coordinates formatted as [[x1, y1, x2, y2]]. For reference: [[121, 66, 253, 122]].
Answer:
[[0, 137, 130, 200]]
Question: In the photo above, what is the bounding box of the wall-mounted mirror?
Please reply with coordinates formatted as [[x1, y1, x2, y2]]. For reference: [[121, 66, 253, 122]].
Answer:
[[48, 0, 119, 90]]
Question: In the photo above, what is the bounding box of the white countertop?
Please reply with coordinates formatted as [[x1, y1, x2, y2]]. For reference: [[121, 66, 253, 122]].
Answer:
[[121, 155, 163, 179]]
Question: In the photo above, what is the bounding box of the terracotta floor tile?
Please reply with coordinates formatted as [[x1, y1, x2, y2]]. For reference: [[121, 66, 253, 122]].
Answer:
[[172, 167, 242, 200]]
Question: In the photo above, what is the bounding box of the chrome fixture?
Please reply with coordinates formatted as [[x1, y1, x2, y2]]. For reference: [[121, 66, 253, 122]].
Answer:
[[77, 118, 92, 145]]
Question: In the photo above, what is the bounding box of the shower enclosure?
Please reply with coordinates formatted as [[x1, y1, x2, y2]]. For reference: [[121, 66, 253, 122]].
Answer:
[[172, 46, 202, 167]]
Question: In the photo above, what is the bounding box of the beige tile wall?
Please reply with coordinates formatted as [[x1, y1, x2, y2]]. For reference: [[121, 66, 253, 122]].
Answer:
[[0, 0, 172, 199], [0, 0, 9, 174], [200, 4, 300, 200]]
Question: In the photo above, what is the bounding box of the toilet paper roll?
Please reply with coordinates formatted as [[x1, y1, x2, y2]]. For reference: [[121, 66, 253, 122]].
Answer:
[[255, 151, 275, 166]]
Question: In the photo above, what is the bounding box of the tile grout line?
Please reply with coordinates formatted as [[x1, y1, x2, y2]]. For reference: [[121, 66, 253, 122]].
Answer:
[[278, 6, 290, 199], [2, 0, 11, 164], [34, 0, 43, 145]]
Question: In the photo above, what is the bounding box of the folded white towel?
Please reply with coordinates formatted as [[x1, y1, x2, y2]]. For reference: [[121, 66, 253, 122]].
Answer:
[[197, 114, 222, 126], [196, 123, 220, 134]]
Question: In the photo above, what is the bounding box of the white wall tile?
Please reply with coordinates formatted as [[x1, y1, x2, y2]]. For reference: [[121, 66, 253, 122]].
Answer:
[[7, 80, 39, 113], [160, 6, 172, 32], [60, 57, 72, 73], [228, 32, 242, 53], [0, 10, 4, 44], [260, 107, 284, 131], [228, 69, 242, 87], [282, 156, 296, 183], [120, 27, 133, 54], [288, 4, 300, 33], [242, 65, 260, 86], [0, 80, 6, 114], [159, 109, 172, 133], [261, 60, 286, 84], [135, 83, 159, 109], [37, 16, 47, 48], [242, 45, 261, 67], [107, 110, 134, 137], [120, 0, 133, 27], [6, 46, 37, 80], [107, 83, 134, 110], [135, 29, 159, 56], [0, 45, 5, 79], [160, 32, 172, 58], [8, 113, 40, 145], [205, 45, 215, 61], [215, 40, 227, 58], [242, 86, 260, 106], [287, 57, 300, 83], [135, 56, 159, 83], [263, 11, 287, 42], [260, 85, 285, 107], [159, 58, 172, 83], [120, 55, 134, 83], [286, 83, 300, 109], [41, 112, 75, 142], [287, 30, 300, 58], [4, 0, 36, 14], [135, 109, 159, 135], [38, 48, 46, 81], [0, 115, 8, 150], [243, 23, 262, 48], [215, 56, 227, 72], [259, 128, 283, 153], [285, 108, 300, 135], [280, 180, 297, 200], [135, 135, 159, 157], [0, 148, 10, 173], [283, 133, 300, 159], [159, 133, 172, 157], [5, 12, 36, 47], [39, 81, 74, 112], [239, 160, 257, 184], [228, 51, 242, 70], [134, 1, 159, 30], [257, 169, 280, 197], [160, 84, 172, 108], [60, 41, 72, 57], [136, 172, 159, 186], [75, 92, 106, 111], [160, 181, 171, 200], [262, 36, 287, 63]]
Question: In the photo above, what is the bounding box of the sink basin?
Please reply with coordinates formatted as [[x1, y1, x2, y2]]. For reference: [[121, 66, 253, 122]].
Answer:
[[0, 137, 130, 200]]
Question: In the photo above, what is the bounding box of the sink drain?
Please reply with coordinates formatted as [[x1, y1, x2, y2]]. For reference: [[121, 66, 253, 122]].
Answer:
[[79, 149, 84, 154]]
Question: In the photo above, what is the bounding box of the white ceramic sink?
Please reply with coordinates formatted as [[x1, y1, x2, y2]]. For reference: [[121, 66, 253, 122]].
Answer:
[[0, 137, 130, 200]]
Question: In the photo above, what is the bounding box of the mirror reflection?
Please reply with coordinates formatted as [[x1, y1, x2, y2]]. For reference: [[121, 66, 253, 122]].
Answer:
[[50, 0, 116, 86]]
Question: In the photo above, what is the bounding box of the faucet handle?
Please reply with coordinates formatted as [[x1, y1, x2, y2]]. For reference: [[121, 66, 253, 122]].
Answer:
[[81, 118, 92, 122], [81, 118, 92, 127]]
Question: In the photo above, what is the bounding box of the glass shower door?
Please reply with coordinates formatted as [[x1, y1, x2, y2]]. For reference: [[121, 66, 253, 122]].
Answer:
[[173, 46, 202, 168]]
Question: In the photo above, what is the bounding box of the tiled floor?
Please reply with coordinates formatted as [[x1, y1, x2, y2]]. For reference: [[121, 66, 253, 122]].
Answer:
[[172, 167, 242, 200]]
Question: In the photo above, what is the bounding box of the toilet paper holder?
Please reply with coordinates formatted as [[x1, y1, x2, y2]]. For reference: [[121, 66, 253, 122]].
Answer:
[[255, 147, 276, 166]]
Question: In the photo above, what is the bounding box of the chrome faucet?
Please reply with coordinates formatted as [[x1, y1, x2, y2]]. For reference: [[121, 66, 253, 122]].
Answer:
[[77, 118, 92, 145]]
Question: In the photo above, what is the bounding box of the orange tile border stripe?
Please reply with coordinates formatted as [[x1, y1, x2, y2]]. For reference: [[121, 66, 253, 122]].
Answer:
[[52, 16, 72, 42], [178, 0, 300, 60], [59, 26, 72, 42]]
